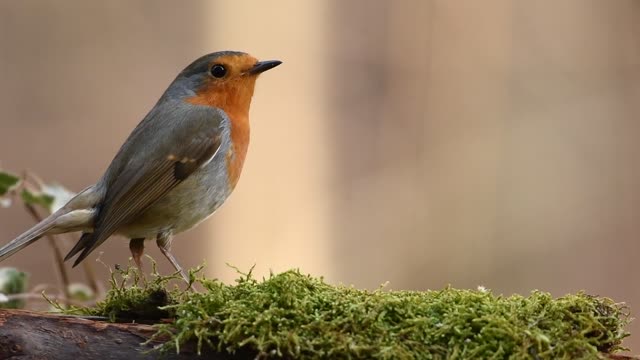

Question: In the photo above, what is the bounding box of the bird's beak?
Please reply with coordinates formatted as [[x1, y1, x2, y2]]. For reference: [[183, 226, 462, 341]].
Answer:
[[247, 60, 282, 75]]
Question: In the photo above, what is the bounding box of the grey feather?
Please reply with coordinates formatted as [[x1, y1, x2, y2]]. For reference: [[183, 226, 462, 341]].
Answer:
[[66, 101, 226, 267]]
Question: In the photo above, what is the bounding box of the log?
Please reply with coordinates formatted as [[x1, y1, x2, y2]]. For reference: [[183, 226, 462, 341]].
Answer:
[[0, 309, 251, 359], [0, 309, 635, 359]]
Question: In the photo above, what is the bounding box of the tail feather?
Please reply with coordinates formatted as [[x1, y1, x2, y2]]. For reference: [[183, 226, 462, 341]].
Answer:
[[0, 215, 58, 262], [63, 232, 92, 263], [0, 186, 99, 264]]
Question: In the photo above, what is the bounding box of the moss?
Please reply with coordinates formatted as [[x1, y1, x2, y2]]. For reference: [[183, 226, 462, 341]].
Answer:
[[66, 266, 631, 359], [64, 263, 175, 322]]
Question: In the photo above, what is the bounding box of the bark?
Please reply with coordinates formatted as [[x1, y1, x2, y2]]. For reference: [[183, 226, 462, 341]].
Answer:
[[0, 309, 251, 359]]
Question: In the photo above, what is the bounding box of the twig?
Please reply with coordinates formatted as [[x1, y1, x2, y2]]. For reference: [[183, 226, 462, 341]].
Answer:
[[23, 203, 71, 302], [4, 293, 86, 308], [81, 255, 101, 295], [29, 283, 55, 294], [60, 232, 102, 298], [22, 171, 102, 299]]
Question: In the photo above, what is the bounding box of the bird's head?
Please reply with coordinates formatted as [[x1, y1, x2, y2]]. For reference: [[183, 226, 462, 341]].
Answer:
[[170, 51, 281, 116]]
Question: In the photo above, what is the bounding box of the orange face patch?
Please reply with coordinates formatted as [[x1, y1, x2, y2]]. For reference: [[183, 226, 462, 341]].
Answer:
[[185, 53, 260, 115]]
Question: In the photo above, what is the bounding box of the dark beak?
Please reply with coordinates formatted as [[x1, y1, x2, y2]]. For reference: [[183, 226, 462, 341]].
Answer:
[[247, 60, 282, 75]]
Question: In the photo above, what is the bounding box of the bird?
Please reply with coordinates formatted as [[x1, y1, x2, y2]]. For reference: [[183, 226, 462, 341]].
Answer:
[[0, 51, 281, 282]]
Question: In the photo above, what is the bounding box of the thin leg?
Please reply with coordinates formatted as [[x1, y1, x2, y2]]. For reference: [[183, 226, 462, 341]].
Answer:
[[156, 232, 189, 283], [129, 238, 145, 270]]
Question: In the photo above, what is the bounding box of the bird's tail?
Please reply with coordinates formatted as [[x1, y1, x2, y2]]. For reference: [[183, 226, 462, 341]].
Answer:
[[0, 214, 58, 262], [0, 186, 98, 263]]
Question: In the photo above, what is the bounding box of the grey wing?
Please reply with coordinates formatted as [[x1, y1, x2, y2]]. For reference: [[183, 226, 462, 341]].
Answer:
[[65, 104, 225, 266]]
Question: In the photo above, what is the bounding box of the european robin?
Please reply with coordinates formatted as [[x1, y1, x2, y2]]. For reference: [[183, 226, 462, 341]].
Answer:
[[0, 51, 281, 282]]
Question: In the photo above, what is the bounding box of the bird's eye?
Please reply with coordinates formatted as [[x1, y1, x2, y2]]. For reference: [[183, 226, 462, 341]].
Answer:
[[210, 64, 227, 78]]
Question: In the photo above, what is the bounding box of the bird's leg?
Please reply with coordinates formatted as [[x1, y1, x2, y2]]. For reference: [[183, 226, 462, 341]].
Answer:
[[129, 238, 147, 283], [156, 232, 189, 284], [129, 238, 145, 271]]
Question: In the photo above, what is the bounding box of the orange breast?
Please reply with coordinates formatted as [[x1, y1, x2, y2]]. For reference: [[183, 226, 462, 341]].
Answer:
[[224, 111, 250, 190], [185, 76, 256, 192]]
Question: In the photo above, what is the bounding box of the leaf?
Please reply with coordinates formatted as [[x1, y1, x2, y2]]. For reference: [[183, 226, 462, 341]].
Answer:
[[68, 282, 95, 301], [42, 183, 76, 213], [0, 267, 27, 309], [0, 171, 21, 196], [20, 188, 55, 210]]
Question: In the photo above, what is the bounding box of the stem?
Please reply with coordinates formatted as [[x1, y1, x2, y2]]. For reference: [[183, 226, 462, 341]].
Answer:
[[4, 293, 86, 308], [59, 233, 102, 297], [81, 255, 101, 296], [21, 171, 102, 298], [23, 204, 71, 302]]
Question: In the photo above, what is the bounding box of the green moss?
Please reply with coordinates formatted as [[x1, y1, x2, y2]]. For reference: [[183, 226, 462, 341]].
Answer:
[[66, 266, 630, 359], [65, 263, 175, 322]]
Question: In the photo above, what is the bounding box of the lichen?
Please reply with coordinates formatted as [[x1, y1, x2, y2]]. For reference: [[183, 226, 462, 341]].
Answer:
[[65, 265, 631, 359]]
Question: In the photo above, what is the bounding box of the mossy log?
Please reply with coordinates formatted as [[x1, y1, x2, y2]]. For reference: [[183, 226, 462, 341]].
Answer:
[[0, 309, 252, 359], [2, 268, 636, 359], [0, 309, 637, 359]]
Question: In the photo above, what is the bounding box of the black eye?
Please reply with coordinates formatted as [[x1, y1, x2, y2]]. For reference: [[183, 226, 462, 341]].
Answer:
[[210, 64, 227, 78]]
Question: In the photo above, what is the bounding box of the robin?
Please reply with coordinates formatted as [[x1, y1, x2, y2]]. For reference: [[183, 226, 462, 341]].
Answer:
[[0, 51, 281, 282]]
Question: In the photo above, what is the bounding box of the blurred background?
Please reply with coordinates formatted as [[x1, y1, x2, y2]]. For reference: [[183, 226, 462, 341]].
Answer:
[[1, 0, 640, 351]]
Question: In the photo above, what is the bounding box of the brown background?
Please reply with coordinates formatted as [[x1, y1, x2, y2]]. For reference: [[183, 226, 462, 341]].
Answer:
[[1, 0, 639, 353]]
